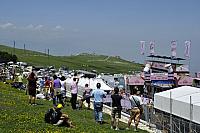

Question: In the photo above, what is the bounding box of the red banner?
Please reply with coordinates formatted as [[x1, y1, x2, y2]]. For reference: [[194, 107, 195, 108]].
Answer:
[[127, 76, 144, 85], [178, 76, 193, 86]]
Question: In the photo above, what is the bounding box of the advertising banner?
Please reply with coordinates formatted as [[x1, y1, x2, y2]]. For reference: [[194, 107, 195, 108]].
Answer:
[[178, 76, 193, 86], [184, 40, 191, 58], [149, 41, 155, 55], [127, 76, 144, 85], [140, 41, 145, 55], [171, 40, 177, 57]]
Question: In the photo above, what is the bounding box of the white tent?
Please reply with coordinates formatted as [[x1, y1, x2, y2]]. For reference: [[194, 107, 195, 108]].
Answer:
[[66, 77, 113, 91], [154, 86, 200, 124]]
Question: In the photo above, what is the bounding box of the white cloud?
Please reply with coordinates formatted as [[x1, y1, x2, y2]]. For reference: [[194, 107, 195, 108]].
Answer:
[[25, 24, 34, 29], [24, 24, 44, 30], [54, 25, 64, 30], [0, 22, 14, 29], [34, 25, 43, 30]]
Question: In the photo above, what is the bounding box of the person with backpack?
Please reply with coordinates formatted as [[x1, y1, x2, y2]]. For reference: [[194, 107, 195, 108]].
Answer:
[[126, 89, 143, 131], [45, 104, 62, 124], [45, 104, 75, 128]]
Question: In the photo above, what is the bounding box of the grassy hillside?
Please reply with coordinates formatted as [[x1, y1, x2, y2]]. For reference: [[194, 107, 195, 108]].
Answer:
[[0, 82, 147, 133], [0, 44, 142, 74]]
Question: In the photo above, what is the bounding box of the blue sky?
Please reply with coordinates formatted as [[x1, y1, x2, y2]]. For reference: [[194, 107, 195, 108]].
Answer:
[[0, 0, 200, 73]]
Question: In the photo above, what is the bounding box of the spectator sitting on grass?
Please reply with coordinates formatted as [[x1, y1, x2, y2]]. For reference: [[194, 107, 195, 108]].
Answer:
[[53, 104, 75, 128], [45, 104, 75, 128]]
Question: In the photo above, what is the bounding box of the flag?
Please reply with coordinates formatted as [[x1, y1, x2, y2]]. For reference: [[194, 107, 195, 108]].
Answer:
[[149, 41, 155, 55], [140, 41, 145, 55], [184, 40, 191, 58], [171, 40, 177, 57]]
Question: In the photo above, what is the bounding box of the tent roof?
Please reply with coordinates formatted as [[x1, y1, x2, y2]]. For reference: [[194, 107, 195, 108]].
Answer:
[[155, 86, 200, 104], [147, 55, 185, 61], [154, 86, 200, 124]]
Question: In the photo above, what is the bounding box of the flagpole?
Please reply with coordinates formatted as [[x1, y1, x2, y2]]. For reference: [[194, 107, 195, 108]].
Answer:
[[184, 40, 191, 73], [189, 41, 191, 73], [140, 41, 146, 65]]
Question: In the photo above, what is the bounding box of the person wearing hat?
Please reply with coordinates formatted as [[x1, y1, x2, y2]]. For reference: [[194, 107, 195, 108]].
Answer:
[[53, 104, 75, 128]]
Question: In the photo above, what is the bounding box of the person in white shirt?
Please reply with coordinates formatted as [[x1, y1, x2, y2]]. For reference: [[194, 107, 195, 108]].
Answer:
[[127, 89, 143, 131], [60, 76, 67, 103], [70, 77, 79, 110]]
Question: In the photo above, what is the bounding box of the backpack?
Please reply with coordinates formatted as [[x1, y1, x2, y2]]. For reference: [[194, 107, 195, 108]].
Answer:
[[44, 108, 58, 124]]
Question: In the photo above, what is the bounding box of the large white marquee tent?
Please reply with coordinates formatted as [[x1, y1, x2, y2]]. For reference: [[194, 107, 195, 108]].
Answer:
[[154, 86, 200, 124]]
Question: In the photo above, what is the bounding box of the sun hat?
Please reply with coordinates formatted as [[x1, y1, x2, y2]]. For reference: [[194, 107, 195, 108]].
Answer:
[[57, 104, 63, 109]]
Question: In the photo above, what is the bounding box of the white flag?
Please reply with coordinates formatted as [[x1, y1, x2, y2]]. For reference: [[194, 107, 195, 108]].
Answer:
[[171, 40, 177, 57], [184, 41, 191, 58], [149, 41, 155, 55], [140, 41, 145, 55]]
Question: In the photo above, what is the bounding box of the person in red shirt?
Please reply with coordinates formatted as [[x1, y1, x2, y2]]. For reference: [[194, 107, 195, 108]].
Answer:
[[27, 72, 37, 105], [44, 77, 51, 99]]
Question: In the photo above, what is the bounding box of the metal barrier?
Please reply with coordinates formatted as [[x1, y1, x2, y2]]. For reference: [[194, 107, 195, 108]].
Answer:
[[150, 110, 200, 133]]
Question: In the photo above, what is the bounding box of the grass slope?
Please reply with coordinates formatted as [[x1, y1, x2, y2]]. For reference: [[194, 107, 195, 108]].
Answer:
[[0, 44, 142, 74], [0, 82, 147, 133]]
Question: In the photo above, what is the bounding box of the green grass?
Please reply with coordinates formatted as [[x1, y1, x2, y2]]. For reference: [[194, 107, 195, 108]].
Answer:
[[0, 44, 142, 74], [0, 82, 148, 133]]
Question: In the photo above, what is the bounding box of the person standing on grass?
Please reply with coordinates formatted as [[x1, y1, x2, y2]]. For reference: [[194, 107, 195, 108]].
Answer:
[[91, 83, 106, 124], [60, 76, 67, 103], [70, 77, 79, 110], [44, 76, 51, 99], [39, 77, 45, 94], [127, 89, 143, 131], [27, 72, 37, 105], [17, 74, 23, 89], [80, 83, 92, 109], [111, 87, 123, 130], [52, 75, 63, 106]]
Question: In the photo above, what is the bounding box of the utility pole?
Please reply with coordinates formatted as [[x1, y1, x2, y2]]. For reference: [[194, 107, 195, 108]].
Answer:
[[13, 40, 16, 55], [47, 48, 50, 66], [45, 49, 46, 56], [170, 91, 173, 133], [189, 96, 193, 133], [24, 44, 26, 54]]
